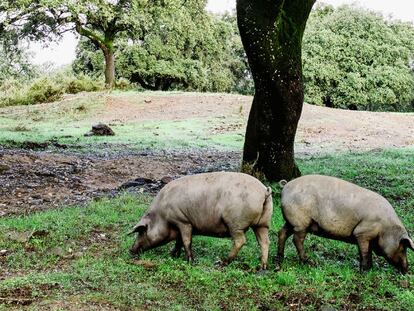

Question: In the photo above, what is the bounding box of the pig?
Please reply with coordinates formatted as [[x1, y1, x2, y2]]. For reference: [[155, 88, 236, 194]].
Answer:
[[276, 175, 414, 273], [129, 172, 273, 269]]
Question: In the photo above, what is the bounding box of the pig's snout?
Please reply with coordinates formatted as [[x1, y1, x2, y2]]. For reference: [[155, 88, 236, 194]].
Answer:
[[129, 240, 142, 257], [400, 261, 408, 274], [129, 247, 141, 257]]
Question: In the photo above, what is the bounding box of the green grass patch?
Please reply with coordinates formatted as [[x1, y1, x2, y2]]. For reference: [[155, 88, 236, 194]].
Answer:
[[0, 92, 245, 153], [1, 148, 413, 310]]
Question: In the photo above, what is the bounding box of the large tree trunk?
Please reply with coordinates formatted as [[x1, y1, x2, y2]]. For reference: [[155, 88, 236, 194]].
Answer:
[[103, 48, 115, 89], [237, 0, 315, 181]]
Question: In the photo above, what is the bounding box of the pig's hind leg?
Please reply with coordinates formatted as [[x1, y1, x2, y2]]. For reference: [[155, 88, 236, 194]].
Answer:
[[276, 223, 293, 267], [253, 226, 270, 270]]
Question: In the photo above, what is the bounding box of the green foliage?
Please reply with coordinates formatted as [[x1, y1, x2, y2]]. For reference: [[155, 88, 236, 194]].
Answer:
[[0, 79, 33, 107], [0, 71, 104, 107], [0, 148, 413, 309], [0, 40, 37, 83], [62, 74, 104, 94], [303, 5, 414, 111], [73, 10, 252, 93], [1, 0, 174, 87], [27, 77, 64, 104]]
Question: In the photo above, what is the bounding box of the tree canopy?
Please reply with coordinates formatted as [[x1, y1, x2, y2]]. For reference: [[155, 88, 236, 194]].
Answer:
[[1, 0, 175, 87], [303, 5, 414, 111], [73, 10, 251, 93]]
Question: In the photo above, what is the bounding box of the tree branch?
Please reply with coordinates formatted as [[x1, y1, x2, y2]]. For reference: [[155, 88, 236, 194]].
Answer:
[[75, 21, 106, 50]]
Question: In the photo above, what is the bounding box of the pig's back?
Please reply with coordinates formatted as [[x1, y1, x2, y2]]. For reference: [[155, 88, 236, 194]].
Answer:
[[153, 172, 269, 232], [281, 175, 400, 236]]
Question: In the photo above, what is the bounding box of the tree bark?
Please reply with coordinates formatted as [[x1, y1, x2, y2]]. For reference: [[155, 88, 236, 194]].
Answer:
[[103, 48, 115, 89], [237, 0, 315, 181]]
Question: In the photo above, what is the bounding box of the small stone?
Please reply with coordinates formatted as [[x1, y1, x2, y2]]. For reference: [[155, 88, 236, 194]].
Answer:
[[0, 164, 10, 173], [7, 231, 33, 243], [400, 280, 410, 288], [50, 246, 65, 257], [32, 229, 49, 238], [161, 176, 173, 184], [0, 249, 8, 256]]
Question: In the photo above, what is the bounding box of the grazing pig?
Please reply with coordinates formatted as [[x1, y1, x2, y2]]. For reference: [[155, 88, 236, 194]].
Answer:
[[129, 172, 273, 269], [276, 175, 414, 273]]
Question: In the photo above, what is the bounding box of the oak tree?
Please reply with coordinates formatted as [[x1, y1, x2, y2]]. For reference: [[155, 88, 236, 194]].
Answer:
[[237, 0, 316, 181]]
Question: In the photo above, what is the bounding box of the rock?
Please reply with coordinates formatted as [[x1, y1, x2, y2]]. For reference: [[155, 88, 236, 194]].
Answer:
[[0, 164, 10, 173], [161, 176, 173, 184], [0, 249, 8, 256], [144, 99, 152, 103], [50, 246, 65, 257], [7, 231, 34, 243], [119, 177, 155, 189], [84, 123, 115, 137], [32, 229, 49, 238]]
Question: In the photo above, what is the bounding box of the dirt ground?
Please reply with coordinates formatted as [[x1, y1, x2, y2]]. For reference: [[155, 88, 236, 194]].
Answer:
[[1, 93, 413, 216]]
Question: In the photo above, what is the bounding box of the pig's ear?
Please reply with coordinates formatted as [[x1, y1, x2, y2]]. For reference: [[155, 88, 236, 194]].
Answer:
[[128, 217, 150, 235], [401, 237, 414, 251]]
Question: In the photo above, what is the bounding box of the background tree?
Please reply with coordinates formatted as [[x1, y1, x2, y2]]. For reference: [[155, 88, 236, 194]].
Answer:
[[303, 5, 414, 112], [73, 9, 252, 93], [237, 0, 316, 181], [1, 0, 158, 88]]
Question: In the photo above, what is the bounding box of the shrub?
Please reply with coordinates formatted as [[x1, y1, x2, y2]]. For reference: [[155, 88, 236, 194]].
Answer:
[[27, 77, 64, 104], [62, 74, 104, 94], [0, 72, 104, 107], [0, 79, 32, 107], [115, 77, 134, 90]]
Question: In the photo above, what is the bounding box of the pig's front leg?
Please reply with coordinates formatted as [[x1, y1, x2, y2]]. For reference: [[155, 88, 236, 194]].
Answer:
[[357, 237, 373, 272], [177, 224, 194, 262], [221, 229, 246, 266], [276, 223, 293, 268], [170, 236, 183, 258]]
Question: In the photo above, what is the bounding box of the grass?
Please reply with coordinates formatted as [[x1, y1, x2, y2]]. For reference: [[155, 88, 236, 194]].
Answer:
[[0, 91, 245, 153], [1, 148, 413, 310]]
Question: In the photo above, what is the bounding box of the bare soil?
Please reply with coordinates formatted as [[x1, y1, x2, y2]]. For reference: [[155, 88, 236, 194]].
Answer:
[[1, 92, 413, 216]]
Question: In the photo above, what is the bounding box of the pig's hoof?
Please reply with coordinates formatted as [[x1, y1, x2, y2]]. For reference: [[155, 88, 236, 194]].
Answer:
[[300, 258, 314, 266], [359, 265, 371, 273], [274, 258, 283, 271], [170, 249, 181, 258], [214, 260, 228, 267]]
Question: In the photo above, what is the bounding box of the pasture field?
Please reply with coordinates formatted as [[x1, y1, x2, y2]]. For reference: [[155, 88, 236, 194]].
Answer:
[[0, 92, 413, 310]]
